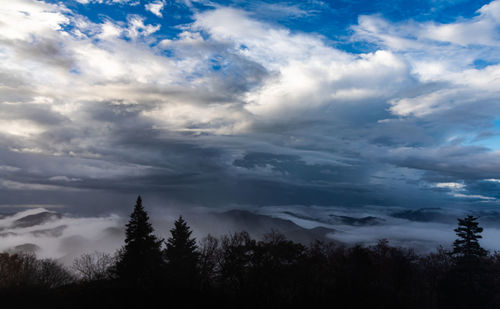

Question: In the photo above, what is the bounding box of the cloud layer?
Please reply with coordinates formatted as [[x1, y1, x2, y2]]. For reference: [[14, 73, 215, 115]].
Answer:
[[0, 208, 122, 264], [1, 0, 500, 216]]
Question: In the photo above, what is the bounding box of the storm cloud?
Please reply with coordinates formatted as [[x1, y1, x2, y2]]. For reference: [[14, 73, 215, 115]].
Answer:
[[0, 0, 500, 226]]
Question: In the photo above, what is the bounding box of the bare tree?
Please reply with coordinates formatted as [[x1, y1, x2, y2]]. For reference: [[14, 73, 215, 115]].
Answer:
[[0, 252, 73, 288], [199, 234, 219, 287], [36, 258, 75, 288], [72, 251, 115, 282]]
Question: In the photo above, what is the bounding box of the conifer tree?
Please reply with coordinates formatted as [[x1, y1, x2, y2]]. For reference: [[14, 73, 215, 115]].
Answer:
[[164, 216, 199, 288], [115, 196, 164, 287], [452, 215, 487, 261], [443, 216, 492, 308]]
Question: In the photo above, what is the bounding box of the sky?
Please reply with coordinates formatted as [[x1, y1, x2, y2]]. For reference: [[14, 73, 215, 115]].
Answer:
[[1, 0, 500, 218]]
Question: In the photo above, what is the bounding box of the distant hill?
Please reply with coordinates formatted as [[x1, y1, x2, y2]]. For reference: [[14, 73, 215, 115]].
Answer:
[[208, 209, 337, 244], [12, 243, 40, 254], [13, 211, 62, 228], [282, 210, 384, 226]]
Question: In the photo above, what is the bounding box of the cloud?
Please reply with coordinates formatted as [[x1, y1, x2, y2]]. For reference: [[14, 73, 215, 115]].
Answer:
[[386, 146, 500, 180], [259, 205, 500, 253], [452, 193, 495, 200], [188, 7, 412, 127], [1, 0, 500, 216], [434, 182, 465, 190], [76, 0, 139, 5], [0, 180, 82, 191], [125, 15, 161, 39], [49, 176, 82, 182], [2, 205, 500, 265], [0, 208, 123, 264], [0, 0, 69, 41], [352, 3, 500, 119], [422, 1, 500, 46], [145, 0, 166, 18]]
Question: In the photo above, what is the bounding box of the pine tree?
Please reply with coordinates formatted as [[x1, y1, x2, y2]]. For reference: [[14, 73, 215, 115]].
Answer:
[[164, 216, 199, 288], [115, 196, 165, 287], [442, 215, 492, 308], [452, 215, 487, 261]]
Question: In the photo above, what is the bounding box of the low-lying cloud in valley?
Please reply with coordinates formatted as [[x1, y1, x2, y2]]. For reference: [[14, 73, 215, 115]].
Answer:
[[4, 204, 500, 265], [1, 0, 500, 254], [0, 208, 123, 264]]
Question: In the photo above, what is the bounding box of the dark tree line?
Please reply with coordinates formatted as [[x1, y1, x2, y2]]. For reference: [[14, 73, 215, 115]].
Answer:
[[2, 197, 500, 308]]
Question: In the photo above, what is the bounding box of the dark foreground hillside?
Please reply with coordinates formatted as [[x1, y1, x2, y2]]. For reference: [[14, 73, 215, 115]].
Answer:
[[1, 198, 500, 309]]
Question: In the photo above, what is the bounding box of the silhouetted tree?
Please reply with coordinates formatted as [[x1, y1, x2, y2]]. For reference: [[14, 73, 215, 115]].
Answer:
[[9, 206, 500, 308], [452, 215, 487, 261], [35, 258, 75, 288], [441, 215, 492, 309], [72, 251, 115, 282], [0, 252, 73, 289], [164, 216, 199, 288], [199, 234, 219, 290], [114, 196, 164, 288], [217, 231, 256, 296], [420, 246, 454, 308], [248, 230, 306, 306]]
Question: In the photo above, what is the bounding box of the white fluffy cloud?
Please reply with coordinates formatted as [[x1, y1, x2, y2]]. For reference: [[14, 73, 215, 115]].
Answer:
[[187, 8, 413, 123], [4, 1, 499, 138], [77, 0, 139, 5], [145, 0, 166, 18], [0, 0, 69, 41], [353, 2, 500, 118]]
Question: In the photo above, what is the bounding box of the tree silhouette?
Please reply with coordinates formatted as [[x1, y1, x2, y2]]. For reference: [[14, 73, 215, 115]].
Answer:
[[199, 234, 219, 290], [72, 251, 115, 282], [164, 216, 199, 288], [442, 215, 492, 309], [114, 196, 164, 288], [218, 231, 256, 293], [452, 215, 487, 261]]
